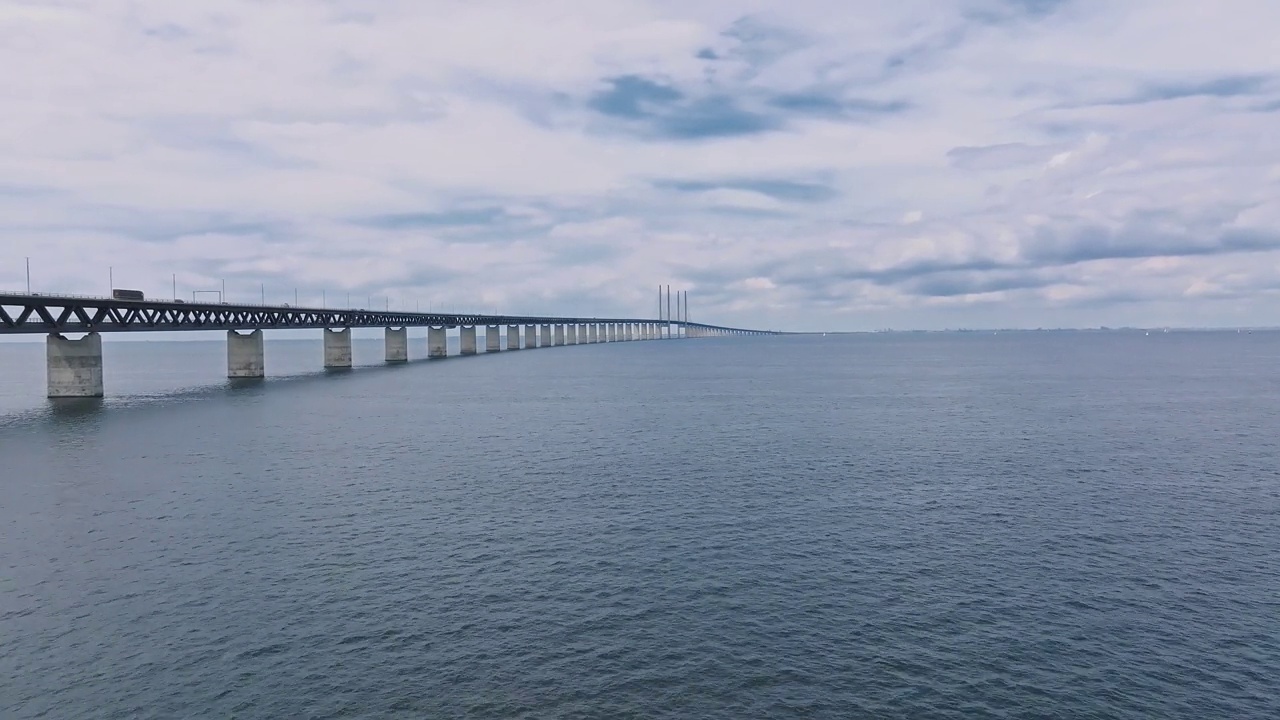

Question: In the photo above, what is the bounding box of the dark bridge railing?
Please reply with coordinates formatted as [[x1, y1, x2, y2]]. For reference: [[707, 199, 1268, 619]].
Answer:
[[0, 293, 779, 336]]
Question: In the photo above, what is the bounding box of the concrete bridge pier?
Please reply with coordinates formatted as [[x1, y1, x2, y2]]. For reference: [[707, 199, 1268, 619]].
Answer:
[[385, 327, 408, 362], [555, 324, 566, 346], [540, 324, 552, 346], [588, 324, 597, 343], [460, 326, 478, 355], [324, 328, 353, 368], [524, 324, 537, 348], [47, 332, 104, 398], [486, 325, 502, 353], [227, 329, 265, 379], [608, 324, 617, 342], [567, 325, 578, 344], [577, 324, 587, 343], [429, 326, 448, 358], [507, 325, 521, 350]]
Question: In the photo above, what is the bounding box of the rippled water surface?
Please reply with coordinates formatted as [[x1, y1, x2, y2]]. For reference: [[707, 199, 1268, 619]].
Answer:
[[2, 332, 1279, 718]]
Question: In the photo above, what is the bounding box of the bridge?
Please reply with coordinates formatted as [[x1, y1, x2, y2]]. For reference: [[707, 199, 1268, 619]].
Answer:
[[0, 292, 778, 398]]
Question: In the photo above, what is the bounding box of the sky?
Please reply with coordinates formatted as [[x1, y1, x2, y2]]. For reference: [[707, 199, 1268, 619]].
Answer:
[[2, 0, 1279, 332]]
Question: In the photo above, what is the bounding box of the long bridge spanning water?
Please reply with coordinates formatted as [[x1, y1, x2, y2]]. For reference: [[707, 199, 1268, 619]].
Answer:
[[0, 292, 778, 398]]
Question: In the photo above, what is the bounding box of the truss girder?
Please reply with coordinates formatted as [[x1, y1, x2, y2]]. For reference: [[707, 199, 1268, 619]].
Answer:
[[0, 294, 776, 336], [0, 293, 776, 336]]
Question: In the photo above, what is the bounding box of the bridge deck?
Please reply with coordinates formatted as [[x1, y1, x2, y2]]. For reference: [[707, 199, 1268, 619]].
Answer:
[[0, 293, 776, 336]]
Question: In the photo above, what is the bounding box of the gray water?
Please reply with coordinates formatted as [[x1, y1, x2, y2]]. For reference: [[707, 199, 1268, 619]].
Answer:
[[2, 332, 1278, 718]]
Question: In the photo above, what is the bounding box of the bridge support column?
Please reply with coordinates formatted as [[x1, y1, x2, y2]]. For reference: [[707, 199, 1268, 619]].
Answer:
[[227, 329, 265, 379], [47, 332, 104, 398], [324, 328, 353, 368], [540, 324, 552, 347], [460, 326, 477, 355], [507, 325, 521, 350], [385, 327, 408, 362], [577, 324, 587, 343], [555, 324, 565, 346], [429, 326, 448, 359], [524, 324, 537, 348], [587, 324, 597, 343], [486, 325, 501, 353], [608, 324, 617, 342], [567, 325, 578, 344]]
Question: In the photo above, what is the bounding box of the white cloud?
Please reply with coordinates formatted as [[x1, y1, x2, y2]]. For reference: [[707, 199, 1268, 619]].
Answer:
[[2, 0, 1279, 330]]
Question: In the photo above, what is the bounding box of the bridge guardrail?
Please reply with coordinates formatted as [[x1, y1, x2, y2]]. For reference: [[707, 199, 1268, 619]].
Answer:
[[1, 291, 779, 335], [0, 291, 497, 315]]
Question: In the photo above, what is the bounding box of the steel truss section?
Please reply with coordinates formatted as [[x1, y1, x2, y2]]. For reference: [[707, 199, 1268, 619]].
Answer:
[[0, 293, 776, 336]]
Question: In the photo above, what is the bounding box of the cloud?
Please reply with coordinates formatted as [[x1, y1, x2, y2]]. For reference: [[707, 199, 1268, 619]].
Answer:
[[652, 177, 838, 203], [588, 74, 781, 139], [3, 0, 1280, 331], [1097, 74, 1275, 107], [589, 75, 684, 118], [947, 143, 1068, 171]]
